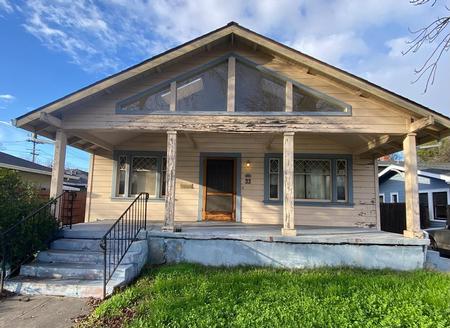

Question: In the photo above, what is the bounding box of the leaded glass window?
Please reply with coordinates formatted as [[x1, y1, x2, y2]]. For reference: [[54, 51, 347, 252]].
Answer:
[[269, 158, 280, 200], [130, 157, 158, 196], [117, 155, 127, 196], [235, 62, 285, 112], [293, 85, 347, 113], [336, 160, 347, 201], [294, 159, 331, 200], [176, 63, 228, 111]]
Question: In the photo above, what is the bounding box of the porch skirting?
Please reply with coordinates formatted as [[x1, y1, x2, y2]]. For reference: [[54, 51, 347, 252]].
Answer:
[[145, 225, 428, 271]]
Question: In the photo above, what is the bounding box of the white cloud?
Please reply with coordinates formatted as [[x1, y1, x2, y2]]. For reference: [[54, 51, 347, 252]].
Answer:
[[0, 94, 15, 101], [0, 0, 13, 13]]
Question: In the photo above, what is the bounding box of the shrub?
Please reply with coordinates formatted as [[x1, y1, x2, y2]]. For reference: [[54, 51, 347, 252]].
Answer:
[[0, 168, 58, 273]]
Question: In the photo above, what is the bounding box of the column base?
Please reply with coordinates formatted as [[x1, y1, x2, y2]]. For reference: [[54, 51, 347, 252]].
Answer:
[[281, 228, 297, 237], [403, 230, 424, 239], [161, 225, 175, 232]]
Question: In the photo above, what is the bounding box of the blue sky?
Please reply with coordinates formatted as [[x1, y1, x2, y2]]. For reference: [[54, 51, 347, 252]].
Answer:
[[0, 0, 449, 171]]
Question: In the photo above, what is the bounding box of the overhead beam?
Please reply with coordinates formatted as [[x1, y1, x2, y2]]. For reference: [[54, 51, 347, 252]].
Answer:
[[74, 132, 114, 151], [183, 132, 197, 149], [265, 135, 277, 151], [409, 116, 434, 133], [354, 135, 392, 155], [40, 112, 62, 129]]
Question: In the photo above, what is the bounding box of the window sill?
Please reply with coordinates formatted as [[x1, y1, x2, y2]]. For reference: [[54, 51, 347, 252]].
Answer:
[[263, 200, 354, 208], [111, 196, 165, 202]]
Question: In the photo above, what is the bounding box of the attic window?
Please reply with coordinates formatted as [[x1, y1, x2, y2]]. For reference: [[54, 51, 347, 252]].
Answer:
[[235, 62, 285, 112], [293, 85, 348, 113], [121, 87, 170, 112]]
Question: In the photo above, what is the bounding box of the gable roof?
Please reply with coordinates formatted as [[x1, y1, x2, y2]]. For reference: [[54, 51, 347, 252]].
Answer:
[[378, 164, 450, 184], [0, 151, 52, 175], [14, 21, 450, 130]]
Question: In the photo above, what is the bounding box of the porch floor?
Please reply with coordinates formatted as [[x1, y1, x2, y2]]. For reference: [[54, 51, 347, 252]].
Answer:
[[68, 221, 428, 246]]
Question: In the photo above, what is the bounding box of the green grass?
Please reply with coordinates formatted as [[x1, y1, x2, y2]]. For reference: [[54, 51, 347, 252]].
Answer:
[[81, 264, 450, 328]]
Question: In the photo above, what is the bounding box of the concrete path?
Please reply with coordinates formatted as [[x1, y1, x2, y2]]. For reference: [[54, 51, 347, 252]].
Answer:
[[0, 295, 91, 328]]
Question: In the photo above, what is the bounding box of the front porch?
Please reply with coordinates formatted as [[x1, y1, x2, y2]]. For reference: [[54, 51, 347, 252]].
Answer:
[[63, 220, 428, 271]]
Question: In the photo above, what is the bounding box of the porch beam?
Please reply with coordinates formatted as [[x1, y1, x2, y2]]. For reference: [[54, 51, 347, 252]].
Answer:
[[74, 132, 114, 152], [282, 132, 296, 236], [354, 134, 393, 155], [163, 130, 177, 232], [227, 56, 236, 112], [40, 112, 62, 129], [403, 132, 422, 238], [50, 129, 67, 198], [183, 132, 197, 149], [265, 134, 277, 151], [409, 116, 434, 133]]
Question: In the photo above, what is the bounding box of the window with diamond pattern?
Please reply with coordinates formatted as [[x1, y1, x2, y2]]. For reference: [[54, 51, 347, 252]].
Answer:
[[294, 159, 331, 200], [130, 157, 158, 196]]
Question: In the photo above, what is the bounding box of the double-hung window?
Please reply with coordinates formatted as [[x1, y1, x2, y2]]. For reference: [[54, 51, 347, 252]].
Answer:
[[114, 152, 166, 199], [265, 155, 352, 205]]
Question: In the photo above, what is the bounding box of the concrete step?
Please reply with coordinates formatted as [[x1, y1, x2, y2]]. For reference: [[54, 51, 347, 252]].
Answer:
[[37, 248, 146, 265], [3, 276, 121, 298], [58, 226, 148, 240], [51, 238, 147, 253], [20, 262, 135, 280]]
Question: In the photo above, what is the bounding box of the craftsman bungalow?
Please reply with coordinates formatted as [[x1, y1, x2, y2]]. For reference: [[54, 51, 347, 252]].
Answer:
[[14, 22, 450, 239]]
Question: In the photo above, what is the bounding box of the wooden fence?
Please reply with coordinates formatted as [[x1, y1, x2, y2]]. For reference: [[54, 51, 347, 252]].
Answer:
[[380, 203, 429, 234], [38, 190, 86, 225]]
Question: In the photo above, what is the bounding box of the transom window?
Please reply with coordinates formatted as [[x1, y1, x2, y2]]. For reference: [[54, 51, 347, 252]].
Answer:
[[117, 55, 351, 115], [266, 155, 352, 205], [114, 152, 166, 198]]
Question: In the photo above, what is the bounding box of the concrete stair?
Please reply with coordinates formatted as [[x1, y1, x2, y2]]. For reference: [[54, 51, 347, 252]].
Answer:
[[3, 227, 148, 299]]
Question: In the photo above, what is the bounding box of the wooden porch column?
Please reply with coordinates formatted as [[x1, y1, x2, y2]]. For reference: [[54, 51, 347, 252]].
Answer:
[[163, 130, 177, 231], [282, 132, 296, 236], [50, 129, 67, 198], [403, 132, 422, 238]]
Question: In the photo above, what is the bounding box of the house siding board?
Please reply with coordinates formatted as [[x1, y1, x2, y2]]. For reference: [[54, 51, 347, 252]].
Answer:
[[87, 134, 377, 227], [380, 172, 450, 203]]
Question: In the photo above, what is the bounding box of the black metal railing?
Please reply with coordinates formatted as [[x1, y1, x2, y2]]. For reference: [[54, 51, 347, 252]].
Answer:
[[100, 192, 148, 298], [0, 191, 75, 293]]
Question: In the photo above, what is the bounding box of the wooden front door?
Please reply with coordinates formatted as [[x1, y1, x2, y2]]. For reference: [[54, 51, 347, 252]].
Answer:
[[203, 158, 236, 221]]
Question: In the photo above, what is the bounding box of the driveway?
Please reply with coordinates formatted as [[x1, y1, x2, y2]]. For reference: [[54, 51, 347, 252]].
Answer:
[[0, 295, 91, 328]]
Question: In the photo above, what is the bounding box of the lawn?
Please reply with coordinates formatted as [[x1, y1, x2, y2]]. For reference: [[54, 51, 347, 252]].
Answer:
[[80, 264, 450, 328]]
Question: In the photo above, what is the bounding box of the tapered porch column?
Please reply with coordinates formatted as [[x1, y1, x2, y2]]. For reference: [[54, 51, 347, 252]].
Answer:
[[282, 132, 296, 236], [403, 132, 422, 238], [163, 130, 177, 231], [50, 129, 67, 198]]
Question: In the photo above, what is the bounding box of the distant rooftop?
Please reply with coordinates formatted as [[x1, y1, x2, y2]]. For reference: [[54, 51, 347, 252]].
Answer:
[[0, 151, 52, 174]]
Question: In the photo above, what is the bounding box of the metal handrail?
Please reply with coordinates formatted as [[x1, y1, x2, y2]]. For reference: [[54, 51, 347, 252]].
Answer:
[[0, 191, 75, 293], [100, 192, 149, 298]]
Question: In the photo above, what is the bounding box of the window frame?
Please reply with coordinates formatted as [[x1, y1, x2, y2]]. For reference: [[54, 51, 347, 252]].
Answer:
[[112, 151, 166, 200], [390, 192, 399, 203], [116, 53, 352, 116], [294, 158, 332, 202], [264, 153, 353, 206]]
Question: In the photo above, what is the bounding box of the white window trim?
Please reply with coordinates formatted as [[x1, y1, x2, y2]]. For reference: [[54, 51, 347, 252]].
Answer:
[[379, 193, 385, 203], [390, 192, 399, 203]]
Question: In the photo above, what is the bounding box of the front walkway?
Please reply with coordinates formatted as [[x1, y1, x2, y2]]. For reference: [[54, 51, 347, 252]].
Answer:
[[0, 295, 91, 328]]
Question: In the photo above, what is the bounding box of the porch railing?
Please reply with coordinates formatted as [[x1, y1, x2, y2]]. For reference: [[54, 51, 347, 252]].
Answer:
[[100, 192, 148, 299], [0, 191, 75, 293]]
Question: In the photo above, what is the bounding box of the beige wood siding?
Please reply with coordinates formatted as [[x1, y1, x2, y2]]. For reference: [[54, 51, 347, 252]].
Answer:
[[87, 133, 376, 228]]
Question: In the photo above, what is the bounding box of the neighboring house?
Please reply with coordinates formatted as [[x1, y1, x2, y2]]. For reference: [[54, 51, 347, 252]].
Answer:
[[13, 22, 450, 237], [0, 151, 86, 193], [379, 162, 450, 224], [0, 151, 53, 193]]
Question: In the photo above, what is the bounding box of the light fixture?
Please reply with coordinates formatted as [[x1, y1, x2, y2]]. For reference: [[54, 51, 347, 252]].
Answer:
[[245, 160, 251, 168]]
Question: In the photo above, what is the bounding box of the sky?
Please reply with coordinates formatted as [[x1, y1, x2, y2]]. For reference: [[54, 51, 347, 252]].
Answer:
[[0, 0, 449, 171]]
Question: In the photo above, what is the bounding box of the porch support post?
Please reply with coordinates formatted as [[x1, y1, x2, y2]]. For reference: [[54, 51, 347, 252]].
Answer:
[[403, 132, 422, 238], [50, 129, 67, 198], [282, 132, 296, 236], [163, 130, 177, 231]]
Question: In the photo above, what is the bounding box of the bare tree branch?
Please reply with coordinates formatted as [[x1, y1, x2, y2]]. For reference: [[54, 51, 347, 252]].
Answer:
[[404, 0, 450, 92]]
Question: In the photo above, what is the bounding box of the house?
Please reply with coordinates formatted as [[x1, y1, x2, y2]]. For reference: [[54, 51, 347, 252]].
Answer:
[[0, 151, 85, 194], [7, 23, 450, 296], [379, 162, 450, 225]]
